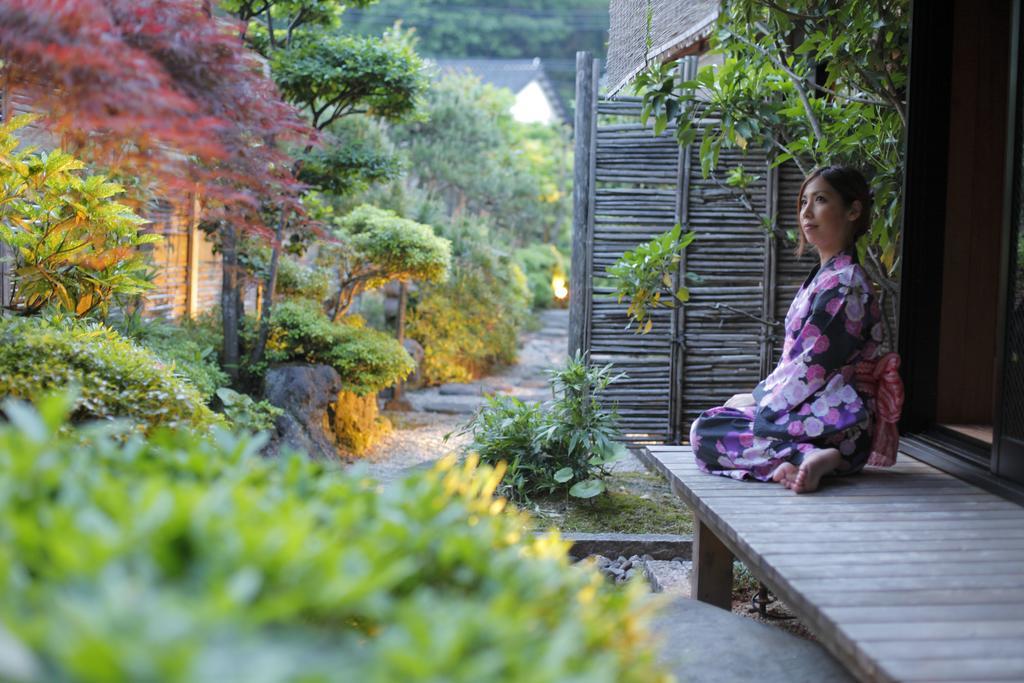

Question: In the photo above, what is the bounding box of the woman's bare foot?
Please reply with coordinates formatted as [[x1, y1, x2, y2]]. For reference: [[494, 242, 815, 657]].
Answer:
[[792, 448, 842, 494], [771, 462, 799, 489]]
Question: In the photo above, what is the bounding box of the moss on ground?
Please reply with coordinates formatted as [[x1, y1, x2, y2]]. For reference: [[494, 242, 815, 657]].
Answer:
[[528, 471, 693, 535]]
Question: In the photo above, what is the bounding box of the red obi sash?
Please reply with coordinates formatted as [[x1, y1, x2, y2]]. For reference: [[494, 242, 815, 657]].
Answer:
[[853, 352, 904, 467]]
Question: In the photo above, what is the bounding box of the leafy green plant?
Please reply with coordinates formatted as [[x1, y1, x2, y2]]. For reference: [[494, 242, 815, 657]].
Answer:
[[0, 395, 667, 683], [606, 223, 696, 333], [115, 312, 229, 402], [250, 300, 414, 395], [0, 315, 220, 432], [0, 115, 159, 317], [273, 253, 332, 303], [215, 387, 283, 433], [539, 353, 628, 498], [458, 353, 625, 502]]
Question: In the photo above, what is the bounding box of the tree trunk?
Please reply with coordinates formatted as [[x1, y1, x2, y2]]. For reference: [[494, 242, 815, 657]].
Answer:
[[249, 208, 287, 366], [220, 221, 241, 383]]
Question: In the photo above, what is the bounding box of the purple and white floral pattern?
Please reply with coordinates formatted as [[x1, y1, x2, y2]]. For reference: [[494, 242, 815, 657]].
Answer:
[[690, 248, 882, 481]]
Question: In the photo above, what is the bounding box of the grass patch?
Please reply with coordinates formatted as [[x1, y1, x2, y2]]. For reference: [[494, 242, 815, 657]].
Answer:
[[527, 471, 693, 535]]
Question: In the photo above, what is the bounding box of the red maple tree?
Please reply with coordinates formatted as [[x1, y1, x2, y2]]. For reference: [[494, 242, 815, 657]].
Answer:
[[0, 0, 316, 231]]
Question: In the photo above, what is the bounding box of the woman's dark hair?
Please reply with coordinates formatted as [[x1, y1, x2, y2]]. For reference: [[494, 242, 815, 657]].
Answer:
[[795, 165, 873, 257]]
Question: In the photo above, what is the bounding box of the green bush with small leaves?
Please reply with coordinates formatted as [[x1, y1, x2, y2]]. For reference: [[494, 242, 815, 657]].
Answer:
[[0, 315, 220, 432], [458, 353, 626, 502], [409, 261, 529, 385], [0, 395, 668, 683], [215, 387, 283, 433], [251, 300, 414, 396], [115, 314, 229, 402]]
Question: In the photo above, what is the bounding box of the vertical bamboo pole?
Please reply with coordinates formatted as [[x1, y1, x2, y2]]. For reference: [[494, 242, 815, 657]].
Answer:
[[582, 57, 600, 356], [568, 51, 597, 358], [185, 192, 201, 319], [0, 74, 10, 314], [670, 56, 698, 443], [761, 163, 780, 379]]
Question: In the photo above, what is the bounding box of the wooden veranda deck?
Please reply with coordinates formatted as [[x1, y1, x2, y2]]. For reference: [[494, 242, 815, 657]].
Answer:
[[641, 445, 1024, 683]]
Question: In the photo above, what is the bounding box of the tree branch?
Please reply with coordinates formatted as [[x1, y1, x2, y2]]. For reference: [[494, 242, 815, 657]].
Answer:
[[809, 82, 889, 107], [733, 24, 824, 142]]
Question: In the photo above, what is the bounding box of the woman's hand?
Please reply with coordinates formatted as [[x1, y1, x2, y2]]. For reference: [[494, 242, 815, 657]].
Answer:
[[724, 393, 756, 409]]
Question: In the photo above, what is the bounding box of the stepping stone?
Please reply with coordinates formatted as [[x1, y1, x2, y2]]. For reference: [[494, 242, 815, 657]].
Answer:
[[653, 598, 852, 683], [406, 394, 482, 415], [438, 383, 484, 396]]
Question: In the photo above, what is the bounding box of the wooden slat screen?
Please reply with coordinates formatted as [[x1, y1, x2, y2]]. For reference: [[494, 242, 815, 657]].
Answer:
[[573, 54, 819, 444], [587, 95, 681, 443]]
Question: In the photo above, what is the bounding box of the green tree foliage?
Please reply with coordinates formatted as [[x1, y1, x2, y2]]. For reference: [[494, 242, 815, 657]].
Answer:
[[635, 0, 908, 297], [297, 116, 404, 197], [390, 73, 571, 248], [0, 316, 221, 433], [323, 204, 451, 320], [342, 0, 610, 104], [218, 0, 429, 368], [0, 116, 157, 317], [0, 396, 667, 683]]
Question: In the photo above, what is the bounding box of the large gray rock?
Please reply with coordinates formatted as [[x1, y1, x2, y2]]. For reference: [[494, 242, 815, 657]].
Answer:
[[263, 363, 342, 460], [652, 598, 853, 683]]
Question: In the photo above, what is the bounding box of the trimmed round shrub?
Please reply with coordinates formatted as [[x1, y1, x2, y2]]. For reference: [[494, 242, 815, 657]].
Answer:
[[0, 315, 220, 432], [254, 300, 414, 395], [0, 397, 668, 683]]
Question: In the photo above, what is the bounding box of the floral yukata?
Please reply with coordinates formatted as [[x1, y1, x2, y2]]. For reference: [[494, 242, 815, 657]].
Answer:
[[690, 248, 883, 480]]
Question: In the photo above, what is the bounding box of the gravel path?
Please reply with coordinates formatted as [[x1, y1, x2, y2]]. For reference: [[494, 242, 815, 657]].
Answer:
[[357, 309, 568, 483]]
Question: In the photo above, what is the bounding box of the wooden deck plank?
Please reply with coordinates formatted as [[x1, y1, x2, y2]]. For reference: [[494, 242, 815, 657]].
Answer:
[[865, 638, 1024, 659], [641, 444, 1024, 683], [880, 657, 1024, 681]]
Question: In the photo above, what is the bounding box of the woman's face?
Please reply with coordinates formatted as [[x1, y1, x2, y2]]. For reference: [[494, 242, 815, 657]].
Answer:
[[800, 176, 860, 256]]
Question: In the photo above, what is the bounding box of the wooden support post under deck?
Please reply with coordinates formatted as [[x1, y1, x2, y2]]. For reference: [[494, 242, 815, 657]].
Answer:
[[692, 516, 733, 610]]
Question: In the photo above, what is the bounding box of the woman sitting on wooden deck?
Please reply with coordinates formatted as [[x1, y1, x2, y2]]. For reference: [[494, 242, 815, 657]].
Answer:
[[690, 166, 901, 494]]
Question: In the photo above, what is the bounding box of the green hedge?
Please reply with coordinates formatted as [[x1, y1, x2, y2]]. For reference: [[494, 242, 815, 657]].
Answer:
[[0, 396, 668, 683], [0, 315, 220, 432]]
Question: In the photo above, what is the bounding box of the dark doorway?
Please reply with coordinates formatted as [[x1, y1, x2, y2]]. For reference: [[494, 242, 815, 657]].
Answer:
[[994, 0, 1024, 483], [933, 0, 1013, 448]]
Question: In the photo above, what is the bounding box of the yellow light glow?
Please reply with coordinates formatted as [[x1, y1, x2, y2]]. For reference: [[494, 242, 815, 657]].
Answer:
[[552, 276, 569, 300]]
